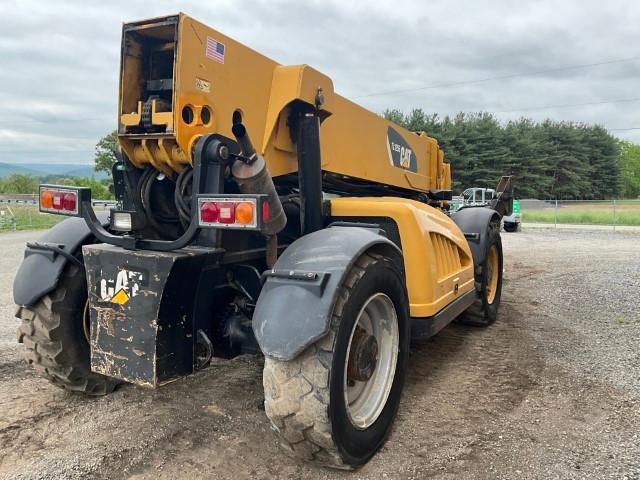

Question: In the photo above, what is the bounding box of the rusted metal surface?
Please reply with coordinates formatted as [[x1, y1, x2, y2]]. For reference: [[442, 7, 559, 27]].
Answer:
[[346, 327, 379, 383], [83, 244, 216, 387]]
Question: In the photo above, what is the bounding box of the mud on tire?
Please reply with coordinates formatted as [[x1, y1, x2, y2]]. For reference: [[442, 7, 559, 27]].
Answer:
[[263, 252, 410, 469], [16, 263, 119, 395]]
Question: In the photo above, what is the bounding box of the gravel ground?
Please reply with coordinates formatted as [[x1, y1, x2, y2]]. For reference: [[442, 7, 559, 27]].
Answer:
[[0, 229, 639, 479]]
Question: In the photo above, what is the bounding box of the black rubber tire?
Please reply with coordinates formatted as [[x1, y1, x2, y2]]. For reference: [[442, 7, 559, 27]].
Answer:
[[503, 222, 518, 233], [16, 262, 119, 395], [262, 251, 410, 469], [458, 223, 503, 327]]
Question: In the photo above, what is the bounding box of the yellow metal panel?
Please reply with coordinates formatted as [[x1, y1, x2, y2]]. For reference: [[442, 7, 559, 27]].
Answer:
[[261, 64, 335, 151], [329, 197, 474, 318], [320, 96, 432, 191], [116, 13, 452, 194], [173, 15, 277, 162]]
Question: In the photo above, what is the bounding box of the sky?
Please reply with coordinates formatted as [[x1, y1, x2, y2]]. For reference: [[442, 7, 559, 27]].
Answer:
[[1, 0, 639, 165]]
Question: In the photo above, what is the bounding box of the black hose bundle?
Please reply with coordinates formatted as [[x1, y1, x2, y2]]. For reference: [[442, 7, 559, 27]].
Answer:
[[137, 166, 180, 239], [174, 166, 193, 229]]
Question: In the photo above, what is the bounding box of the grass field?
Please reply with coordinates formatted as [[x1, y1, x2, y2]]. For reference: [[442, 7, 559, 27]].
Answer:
[[523, 201, 640, 226], [0, 205, 61, 232]]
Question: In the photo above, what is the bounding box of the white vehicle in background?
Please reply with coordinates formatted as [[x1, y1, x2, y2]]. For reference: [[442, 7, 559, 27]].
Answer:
[[454, 187, 521, 232], [463, 187, 496, 206]]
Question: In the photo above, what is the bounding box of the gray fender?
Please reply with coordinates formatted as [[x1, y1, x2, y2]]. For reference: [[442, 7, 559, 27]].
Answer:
[[13, 213, 109, 307], [451, 207, 500, 267], [252, 226, 402, 361]]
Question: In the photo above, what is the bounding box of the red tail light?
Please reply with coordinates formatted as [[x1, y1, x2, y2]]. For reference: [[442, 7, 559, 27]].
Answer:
[[39, 185, 89, 217], [200, 202, 219, 223], [197, 195, 268, 231], [217, 202, 236, 223], [52, 192, 64, 210], [63, 192, 77, 211]]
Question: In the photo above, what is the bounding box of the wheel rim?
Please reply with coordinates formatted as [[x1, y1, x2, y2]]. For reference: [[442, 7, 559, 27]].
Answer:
[[343, 293, 399, 430], [486, 245, 499, 304]]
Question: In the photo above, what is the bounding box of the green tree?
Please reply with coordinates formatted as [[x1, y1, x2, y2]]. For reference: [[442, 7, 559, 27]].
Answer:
[[0, 173, 39, 194], [382, 108, 405, 126], [94, 130, 118, 176], [584, 125, 621, 199], [61, 177, 114, 200], [383, 109, 624, 199], [503, 119, 552, 198], [619, 140, 640, 198]]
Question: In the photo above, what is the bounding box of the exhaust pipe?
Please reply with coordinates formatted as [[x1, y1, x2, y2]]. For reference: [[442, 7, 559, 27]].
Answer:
[[231, 123, 258, 164], [231, 122, 286, 242]]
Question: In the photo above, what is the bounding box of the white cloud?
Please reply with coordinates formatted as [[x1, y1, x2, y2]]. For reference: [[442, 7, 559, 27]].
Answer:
[[1, 0, 638, 165]]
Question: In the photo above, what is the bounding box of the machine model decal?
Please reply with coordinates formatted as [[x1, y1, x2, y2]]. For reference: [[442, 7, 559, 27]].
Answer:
[[206, 36, 225, 64], [195, 78, 211, 93], [97, 267, 147, 305], [386, 127, 417, 172]]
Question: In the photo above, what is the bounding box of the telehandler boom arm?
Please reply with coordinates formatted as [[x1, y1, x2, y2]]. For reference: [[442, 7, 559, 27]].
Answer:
[[117, 14, 450, 199]]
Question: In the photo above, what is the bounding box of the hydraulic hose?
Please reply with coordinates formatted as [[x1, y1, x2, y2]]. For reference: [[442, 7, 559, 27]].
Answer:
[[138, 166, 179, 239], [174, 166, 193, 229]]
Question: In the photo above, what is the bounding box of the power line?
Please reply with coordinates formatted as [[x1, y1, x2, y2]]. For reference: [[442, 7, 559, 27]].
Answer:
[[609, 127, 640, 131], [489, 97, 640, 114], [354, 56, 640, 99]]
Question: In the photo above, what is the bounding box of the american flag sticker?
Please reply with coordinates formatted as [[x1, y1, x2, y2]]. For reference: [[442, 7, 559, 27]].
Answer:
[[206, 36, 225, 64]]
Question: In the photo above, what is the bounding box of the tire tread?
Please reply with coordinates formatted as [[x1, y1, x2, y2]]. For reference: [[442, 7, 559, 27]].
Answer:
[[263, 253, 380, 469], [15, 268, 117, 396]]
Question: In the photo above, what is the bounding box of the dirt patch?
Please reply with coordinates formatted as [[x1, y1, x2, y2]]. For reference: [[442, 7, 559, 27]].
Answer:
[[0, 230, 639, 479]]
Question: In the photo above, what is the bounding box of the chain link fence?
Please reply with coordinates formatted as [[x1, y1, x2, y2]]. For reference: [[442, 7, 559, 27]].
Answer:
[[519, 199, 640, 232]]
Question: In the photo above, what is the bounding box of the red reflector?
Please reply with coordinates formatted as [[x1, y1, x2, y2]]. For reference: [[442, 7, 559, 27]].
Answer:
[[217, 202, 236, 223], [262, 200, 270, 222], [52, 192, 64, 210], [63, 192, 77, 211], [200, 201, 219, 223]]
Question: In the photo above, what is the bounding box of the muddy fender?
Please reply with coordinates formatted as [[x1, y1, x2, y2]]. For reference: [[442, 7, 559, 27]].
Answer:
[[253, 226, 401, 361], [13, 213, 109, 307]]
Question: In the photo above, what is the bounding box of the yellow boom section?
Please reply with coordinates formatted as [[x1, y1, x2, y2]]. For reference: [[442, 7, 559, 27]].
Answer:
[[117, 13, 450, 193]]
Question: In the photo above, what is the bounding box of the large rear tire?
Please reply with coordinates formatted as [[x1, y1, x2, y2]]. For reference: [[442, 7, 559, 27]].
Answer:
[[459, 223, 503, 326], [16, 262, 119, 395], [263, 252, 410, 469]]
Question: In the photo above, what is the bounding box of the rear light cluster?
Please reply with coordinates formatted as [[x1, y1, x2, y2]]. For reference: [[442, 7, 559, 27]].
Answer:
[[197, 195, 269, 231], [39, 185, 88, 216]]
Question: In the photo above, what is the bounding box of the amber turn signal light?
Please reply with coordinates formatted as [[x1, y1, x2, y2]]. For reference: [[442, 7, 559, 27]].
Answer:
[[235, 202, 254, 225]]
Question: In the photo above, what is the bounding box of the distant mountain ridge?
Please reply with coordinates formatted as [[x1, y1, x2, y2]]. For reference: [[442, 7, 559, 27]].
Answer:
[[0, 162, 107, 179]]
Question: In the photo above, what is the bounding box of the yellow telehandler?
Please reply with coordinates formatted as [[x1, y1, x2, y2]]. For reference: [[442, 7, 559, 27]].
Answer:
[[13, 13, 512, 469]]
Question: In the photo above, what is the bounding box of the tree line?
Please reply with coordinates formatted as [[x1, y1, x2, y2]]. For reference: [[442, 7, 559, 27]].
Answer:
[[0, 174, 113, 199], [384, 109, 638, 199], [0, 131, 119, 200]]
